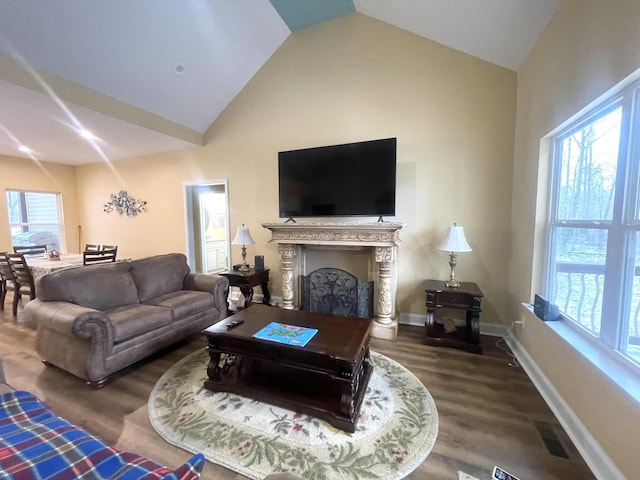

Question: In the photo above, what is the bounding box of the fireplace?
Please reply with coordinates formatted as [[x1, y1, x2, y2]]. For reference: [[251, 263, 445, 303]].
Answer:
[[262, 222, 405, 340], [301, 267, 374, 318]]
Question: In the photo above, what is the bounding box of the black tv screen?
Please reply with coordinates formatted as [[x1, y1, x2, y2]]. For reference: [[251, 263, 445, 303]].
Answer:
[[278, 137, 397, 219]]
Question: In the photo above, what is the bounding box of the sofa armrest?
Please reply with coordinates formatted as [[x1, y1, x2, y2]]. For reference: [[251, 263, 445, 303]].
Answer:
[[25, 299, 114, 345], [183, 273, 229, 309]]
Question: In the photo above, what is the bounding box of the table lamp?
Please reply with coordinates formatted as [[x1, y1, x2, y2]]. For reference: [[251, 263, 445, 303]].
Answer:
[[438, 222, 472, 288], [232, 224, 255, 272]]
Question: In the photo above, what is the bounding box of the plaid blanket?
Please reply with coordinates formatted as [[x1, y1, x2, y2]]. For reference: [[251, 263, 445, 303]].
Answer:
[[0, 391, 204, 479]]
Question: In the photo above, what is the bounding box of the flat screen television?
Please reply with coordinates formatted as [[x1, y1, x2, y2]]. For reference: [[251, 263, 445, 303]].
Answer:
[[278, 137, 397, 219]]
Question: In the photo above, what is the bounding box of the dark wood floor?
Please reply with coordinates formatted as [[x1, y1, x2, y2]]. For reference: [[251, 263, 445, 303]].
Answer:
[[0, 296, 595, 480]]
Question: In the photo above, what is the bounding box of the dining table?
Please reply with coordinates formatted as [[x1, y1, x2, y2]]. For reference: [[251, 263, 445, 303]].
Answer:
[[25, 253, 85, 277]]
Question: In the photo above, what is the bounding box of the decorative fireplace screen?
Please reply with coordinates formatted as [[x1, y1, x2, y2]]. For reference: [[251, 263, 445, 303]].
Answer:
[[301, 268, 373, 319]]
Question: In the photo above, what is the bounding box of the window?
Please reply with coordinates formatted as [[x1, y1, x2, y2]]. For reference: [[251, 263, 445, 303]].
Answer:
[[546, 80, 640, 369], [6, 190, 64, 252]]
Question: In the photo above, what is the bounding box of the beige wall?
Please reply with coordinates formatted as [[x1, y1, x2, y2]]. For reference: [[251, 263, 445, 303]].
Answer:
[[76, 13, 516, 326], [0, 155, 79, 253], [76, 149, 203, 261], [511, 0, 640, 477]]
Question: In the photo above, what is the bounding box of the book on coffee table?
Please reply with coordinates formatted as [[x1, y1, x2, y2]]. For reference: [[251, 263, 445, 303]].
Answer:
[[252, 322, 318, 347]]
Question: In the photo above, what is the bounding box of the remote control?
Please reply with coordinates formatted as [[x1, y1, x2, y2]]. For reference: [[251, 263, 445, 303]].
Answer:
[[492, 466, 520, 480], [226, 320, 244, 329]]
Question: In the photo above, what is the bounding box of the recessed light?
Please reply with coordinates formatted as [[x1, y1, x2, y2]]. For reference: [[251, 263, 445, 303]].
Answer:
[[174, 64, 185, 75], [18, 145, 33, 153]]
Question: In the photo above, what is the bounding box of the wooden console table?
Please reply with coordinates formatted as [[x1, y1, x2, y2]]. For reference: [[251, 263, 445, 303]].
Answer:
[[424, 279, 483, 354], [219, 269, 270, 307]]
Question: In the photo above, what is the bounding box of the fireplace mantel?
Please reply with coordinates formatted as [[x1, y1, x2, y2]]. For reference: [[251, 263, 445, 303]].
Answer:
[[262, 221, 405, 340], [262, 222, 404, 246]]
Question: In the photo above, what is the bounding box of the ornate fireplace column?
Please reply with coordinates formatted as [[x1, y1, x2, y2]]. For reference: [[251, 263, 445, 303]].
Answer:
[[374, 246, 394, 325], [263, 222, 405, 340], [277, 243, 297, 310]]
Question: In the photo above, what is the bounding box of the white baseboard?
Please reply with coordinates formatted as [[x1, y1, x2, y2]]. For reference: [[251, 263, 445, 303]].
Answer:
[[251, 293, 264, 303], [251, 293, 283, 306], [505, 333, 625, 480]]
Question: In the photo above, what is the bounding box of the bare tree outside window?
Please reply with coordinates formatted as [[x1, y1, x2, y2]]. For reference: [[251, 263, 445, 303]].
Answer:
[[547, 94, 640, 367]]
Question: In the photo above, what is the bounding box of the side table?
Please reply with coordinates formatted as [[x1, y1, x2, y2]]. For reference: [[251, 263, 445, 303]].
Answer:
[[424, 279, 483, 354], [219, 269, 270, 308]]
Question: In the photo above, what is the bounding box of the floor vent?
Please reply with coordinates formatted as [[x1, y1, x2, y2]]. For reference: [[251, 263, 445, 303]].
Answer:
[[533, 420, 570, 459]]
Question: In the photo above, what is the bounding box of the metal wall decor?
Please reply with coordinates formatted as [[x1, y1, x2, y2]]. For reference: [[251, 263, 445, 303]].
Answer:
[[103, 190, 147, 217]]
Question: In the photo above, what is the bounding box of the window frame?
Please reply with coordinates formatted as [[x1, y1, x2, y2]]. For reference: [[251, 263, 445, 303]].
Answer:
[[545, 81, 640, 370], [6, 189, 65, 252]]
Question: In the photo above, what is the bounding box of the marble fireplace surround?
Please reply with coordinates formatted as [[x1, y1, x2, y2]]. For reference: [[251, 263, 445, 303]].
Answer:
[[262, 222, 405, 340]]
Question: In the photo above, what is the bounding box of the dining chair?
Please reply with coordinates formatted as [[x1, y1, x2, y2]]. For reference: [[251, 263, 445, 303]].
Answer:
[[0, 252, 16, 313], [13, 245, 47, 256], [85, 243, 101, 251], [83, 247, 118, 265], [5, 252, 37, 316]]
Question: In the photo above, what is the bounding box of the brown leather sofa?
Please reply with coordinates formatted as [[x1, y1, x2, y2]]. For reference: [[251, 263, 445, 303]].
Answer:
[[24, 253, 229, 387]]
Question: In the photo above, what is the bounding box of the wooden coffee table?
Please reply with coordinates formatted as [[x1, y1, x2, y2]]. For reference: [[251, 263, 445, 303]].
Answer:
[[202, 304, 373, 433]]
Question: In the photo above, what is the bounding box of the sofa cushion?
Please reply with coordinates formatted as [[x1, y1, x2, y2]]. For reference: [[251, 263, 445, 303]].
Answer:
[[130, 253, 190, 303], [144, 290, 215, 320], [107, 304, 173, 343], [0, 390, 205, 479], [37, 262, 140, 311]]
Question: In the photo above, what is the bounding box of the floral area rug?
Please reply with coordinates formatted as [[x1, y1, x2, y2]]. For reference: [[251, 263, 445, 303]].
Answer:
[[148, 349, 438, 480]]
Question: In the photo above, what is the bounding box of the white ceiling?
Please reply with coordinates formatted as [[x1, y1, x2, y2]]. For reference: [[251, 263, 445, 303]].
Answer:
[[0, 0, 560, 166]]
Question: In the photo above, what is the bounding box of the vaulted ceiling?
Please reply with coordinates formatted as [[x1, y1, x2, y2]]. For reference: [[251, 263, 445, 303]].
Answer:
[[0, 0, 560, 166]]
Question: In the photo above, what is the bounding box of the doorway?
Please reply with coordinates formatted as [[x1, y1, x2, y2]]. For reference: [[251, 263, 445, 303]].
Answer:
[[184, 180, 230, 274]]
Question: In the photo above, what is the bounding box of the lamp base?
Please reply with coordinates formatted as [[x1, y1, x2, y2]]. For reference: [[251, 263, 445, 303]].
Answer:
[[238, 246, 250, 272], [446, 252, 460, 288]]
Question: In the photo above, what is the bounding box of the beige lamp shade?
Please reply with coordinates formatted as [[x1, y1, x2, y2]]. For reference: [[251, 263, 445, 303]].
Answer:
[[438, 224, 472, 252], [232, 224, 255, 246]]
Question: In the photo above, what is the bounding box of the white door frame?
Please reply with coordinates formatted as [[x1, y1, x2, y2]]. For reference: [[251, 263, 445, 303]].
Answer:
[[183, 179, 230, 273]]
